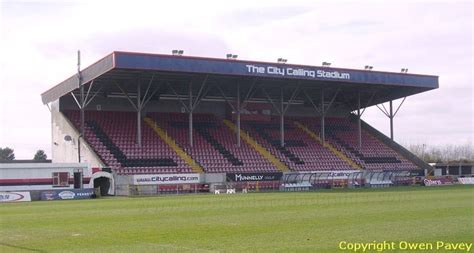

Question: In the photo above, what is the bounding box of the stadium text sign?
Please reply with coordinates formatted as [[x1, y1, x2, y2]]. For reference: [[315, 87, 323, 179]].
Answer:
[[226, 172, 283, 182], [134, 174, 201, 185], [0, 191, 31, 202], [423, 177, 453, 186], [308, 170, 360, 179], [246, 64, 351, 80]]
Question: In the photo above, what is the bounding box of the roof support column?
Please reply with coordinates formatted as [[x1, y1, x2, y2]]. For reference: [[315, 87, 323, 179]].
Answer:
[[320, 88, 340, 145], [261, 84, 300, 148], [376, 97, 406, 142], [238, 79, 258, 147], [389, 100, 394, 140], [261, 83, 300, 147], [261, 86, 284, 147], [115, 74, 160, 149], [167, 76, 208, 148], [354, 91, 375, 150], [280, 88, 285, 147], [302, 88, 323, 136], [236, 84, 241, 147], [189, 82, 193, 147], [216, 83, 242, 147], [358, 92, 362, 150], [137, 83, 142, 147], [222, 78, 258, 147], [321, 89, 325, 144]]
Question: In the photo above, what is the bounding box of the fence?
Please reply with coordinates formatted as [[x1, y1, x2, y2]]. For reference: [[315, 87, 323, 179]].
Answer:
[[119, 183, 209, 196], [281, 171, 415, 191], [118, 171, 419, 196]]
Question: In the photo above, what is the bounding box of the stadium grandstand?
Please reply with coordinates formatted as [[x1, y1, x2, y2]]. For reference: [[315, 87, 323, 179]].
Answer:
[[41, 51, 439, 195]]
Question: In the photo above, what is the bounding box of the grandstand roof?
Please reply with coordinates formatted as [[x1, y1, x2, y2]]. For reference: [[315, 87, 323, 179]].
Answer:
[[41, 51, 439, 110]]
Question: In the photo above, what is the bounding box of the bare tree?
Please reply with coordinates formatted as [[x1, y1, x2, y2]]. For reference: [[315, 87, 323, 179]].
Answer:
[[404, 142, 473, 163]]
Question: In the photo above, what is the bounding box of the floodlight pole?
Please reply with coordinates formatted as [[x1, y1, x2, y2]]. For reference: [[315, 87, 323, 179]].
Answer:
[[71, 51, 102, 162], [78, 50, 83, 163]]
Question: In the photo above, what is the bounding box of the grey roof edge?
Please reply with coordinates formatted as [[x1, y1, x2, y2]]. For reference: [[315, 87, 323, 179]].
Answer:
[[113, 51, 439, 79], [41, 53, 115, 104], [112, 51, 438, 89]]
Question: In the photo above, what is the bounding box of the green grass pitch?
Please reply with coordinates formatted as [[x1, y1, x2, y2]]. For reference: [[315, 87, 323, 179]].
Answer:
[[1, 185, 473, 252]]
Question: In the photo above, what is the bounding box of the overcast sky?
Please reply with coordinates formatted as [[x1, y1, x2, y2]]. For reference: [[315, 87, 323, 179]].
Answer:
[[0, 0, 472, 159]]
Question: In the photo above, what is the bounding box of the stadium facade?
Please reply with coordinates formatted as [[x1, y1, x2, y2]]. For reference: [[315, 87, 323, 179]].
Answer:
[[40, 51, 440, 195]]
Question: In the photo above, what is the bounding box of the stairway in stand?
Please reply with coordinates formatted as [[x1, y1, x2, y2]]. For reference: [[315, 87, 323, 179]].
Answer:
[[294, 121, 362, 170], [223, 119, 289, 172], [144, 117, 204, 173]]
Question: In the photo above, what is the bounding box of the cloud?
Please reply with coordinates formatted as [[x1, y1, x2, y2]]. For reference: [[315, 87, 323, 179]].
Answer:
[[217, 5, 312, 29]]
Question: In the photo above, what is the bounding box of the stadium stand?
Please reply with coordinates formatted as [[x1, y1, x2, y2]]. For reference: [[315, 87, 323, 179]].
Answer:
[[65, 110, 419, 173], [64, 108, 422, 174], [297, 117, 418, 170], [65, 110, 194, 174], [241, 118, 354, 171], [43, 52, 438, 179], [149, 112, 279, 173]]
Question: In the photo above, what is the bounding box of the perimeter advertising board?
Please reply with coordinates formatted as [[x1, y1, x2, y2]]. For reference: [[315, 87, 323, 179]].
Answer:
[[423, 177, 453, 186], [226, 172, 283, 182], [308, 170, 360, 179], [133, 174, 201, 185], [458, 177, 474, 185], [0, 191, 31, 202], [40, 189, 95, 200]]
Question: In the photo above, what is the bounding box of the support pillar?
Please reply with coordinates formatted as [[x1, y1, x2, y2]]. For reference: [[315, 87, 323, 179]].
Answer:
[[137, 109, 142, 147], [189, 83, 193, 147], [358, 92, 362, 150], [375, 97, 405, 142], [261, 84, 299, 148], [280, 88, 285, 147], [236, 84, 241, 147], [137, 83, 142, 147], [321, 90, 325, 144], [389, 100, 394, 140]]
